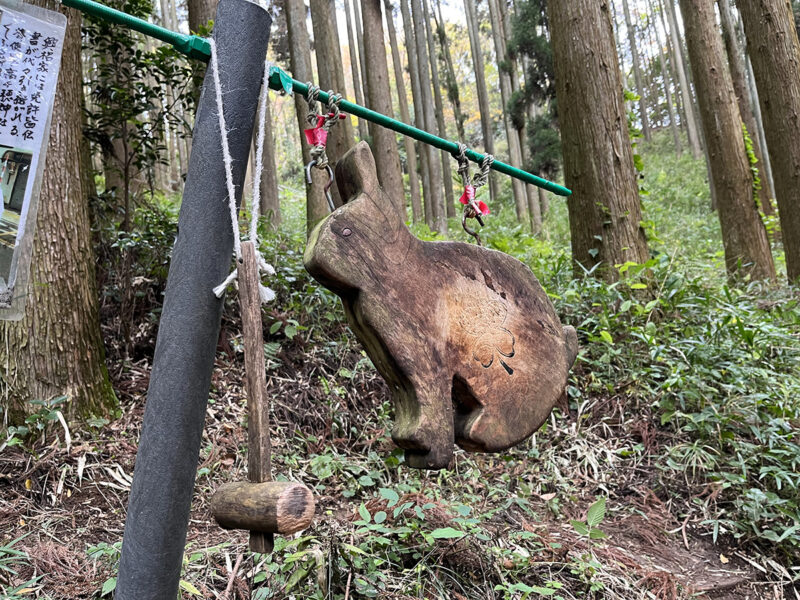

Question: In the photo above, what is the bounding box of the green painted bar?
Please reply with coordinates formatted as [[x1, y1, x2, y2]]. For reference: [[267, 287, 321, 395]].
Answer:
[[59, 0, 572, 196], [270, 74, 572, 197], [60, 0, 211, 59]]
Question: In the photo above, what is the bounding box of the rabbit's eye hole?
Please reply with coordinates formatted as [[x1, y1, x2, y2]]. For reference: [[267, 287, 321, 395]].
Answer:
[[340, 228, 353, 237]]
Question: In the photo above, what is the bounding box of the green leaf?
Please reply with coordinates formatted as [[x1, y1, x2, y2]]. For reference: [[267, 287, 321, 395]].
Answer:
[[430, 527, 465, 539], [373, 511, 387, 524], [358, 475, 375, 487], [630, 282, 648, 290], [570, 520, 589, 536], [284, 565, 310, 592], [379, 487, 400, 507], [619, 300, 632, 313], [179, 580, 202, 596], [599, 330, 614, 345], [101, 577, 117, 596], [587, 497, 607, 528], [342, 543, 368, 556], [589, 528, 608, 540], [269, 321, 282, 334], [358, 503, 371, 523]]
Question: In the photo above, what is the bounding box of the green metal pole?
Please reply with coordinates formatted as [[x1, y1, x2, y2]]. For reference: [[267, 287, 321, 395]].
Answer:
[[60, 0, 211, 60], [270, 73, 572, 196], [59, 0, 571, 196]]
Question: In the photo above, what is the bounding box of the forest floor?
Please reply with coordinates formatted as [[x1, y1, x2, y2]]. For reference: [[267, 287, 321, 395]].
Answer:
[[2, 132, 799, 599]]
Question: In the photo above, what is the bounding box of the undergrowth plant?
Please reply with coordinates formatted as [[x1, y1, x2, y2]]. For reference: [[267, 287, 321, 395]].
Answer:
[[244, 129, 800, 600]]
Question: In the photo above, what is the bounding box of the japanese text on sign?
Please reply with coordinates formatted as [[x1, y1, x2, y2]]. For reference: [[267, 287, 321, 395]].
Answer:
[[0, 10, 61, 148], [0, 1, 65, 313]]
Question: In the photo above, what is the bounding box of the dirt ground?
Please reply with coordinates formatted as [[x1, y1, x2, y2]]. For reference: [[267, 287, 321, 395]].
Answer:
[[1, 337, 798, 599]]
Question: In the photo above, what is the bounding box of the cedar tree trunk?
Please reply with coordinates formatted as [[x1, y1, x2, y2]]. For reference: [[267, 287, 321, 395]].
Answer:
[[548, 0, 650, 281], [679, 0, 775, 281]]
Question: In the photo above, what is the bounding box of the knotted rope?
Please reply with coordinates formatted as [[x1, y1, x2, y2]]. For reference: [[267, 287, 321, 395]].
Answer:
[[455, 142, 494, 246], [208, 38, 276, 302], [304, 84, 344, 169]]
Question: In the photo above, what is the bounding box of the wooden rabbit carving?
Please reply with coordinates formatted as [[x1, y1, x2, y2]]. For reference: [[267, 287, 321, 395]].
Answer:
[[304, 142, 578, 470]]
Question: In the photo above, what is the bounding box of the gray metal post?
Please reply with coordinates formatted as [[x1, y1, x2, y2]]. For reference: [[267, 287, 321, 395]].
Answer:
[[116, 1, 271, 597]]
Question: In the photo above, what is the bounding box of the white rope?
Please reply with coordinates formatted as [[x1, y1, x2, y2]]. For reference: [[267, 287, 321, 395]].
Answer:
[[209, 39, 276, 303], [208, 38, 241, 262], [250, 59, 273, 242]]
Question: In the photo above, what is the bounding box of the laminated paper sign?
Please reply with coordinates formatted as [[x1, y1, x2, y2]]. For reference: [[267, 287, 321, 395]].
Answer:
[[0, 0, 65, 319]]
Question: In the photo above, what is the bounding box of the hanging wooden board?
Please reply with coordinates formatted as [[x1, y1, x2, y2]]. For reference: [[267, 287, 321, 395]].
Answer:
[[304, 142, 578, 470]]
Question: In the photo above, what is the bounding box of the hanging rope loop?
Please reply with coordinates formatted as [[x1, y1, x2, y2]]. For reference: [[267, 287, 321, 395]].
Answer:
[[472, 153, 495, 190], [453, 142, 493, 245], [303, 82, 346, 212], [304, 83, 345, 168], [209, 39, 276, 302]]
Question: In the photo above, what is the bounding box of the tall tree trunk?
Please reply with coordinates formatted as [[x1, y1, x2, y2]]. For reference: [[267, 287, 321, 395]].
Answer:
[[717, 0, 775, 215], [400, 0, 432, 226], [361, 0, 407, 219], [252, 92, 281, 229], [353, 0, 370, 106], [1, 2, 116, 423], [745, 53, 775, 207], [166, 0, 190, 173], [463, 0, 500, 205], [642, 11, 659, 127], [611, 0, 625, 74], [432, 0, 466, 141], [521, 53, 549, 221], [188, 0, 217, 32], [385, 0, 423, 221], [657, 0, 685, 128], [651, 0, 681, 154], [622, 0, 652, 141], [344, 0, 370, 141], [422, 0, 455, 219], [505, 0, 541, 233], [310, 0, 355, 208], [662, 0, 702, 158], [487, 0, 528, 224], [158, 0, 180, 190], [548, 0, 650, 281], [285, 0, 330, 235], [738, 0, 800, 282], [679, 0, 775, 281], [411, 0, 446, 233]]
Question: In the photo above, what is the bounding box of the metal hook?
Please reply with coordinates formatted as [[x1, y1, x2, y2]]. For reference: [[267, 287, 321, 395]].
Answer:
[[305, 159, 336, 212], [322, 164, 335, 212], [462, 209, 483, 246], [305, 159, 318, 184]]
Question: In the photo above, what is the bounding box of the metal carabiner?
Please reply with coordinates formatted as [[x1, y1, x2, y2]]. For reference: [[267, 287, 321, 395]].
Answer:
[[305, 159, 336, 212]]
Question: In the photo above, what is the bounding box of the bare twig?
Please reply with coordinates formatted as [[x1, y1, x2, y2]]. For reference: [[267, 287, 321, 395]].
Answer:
[[223, 553, 244, 599]]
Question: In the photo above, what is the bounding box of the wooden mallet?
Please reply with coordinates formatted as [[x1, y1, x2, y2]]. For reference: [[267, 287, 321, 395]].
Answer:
[[210, 241, 314, 552]]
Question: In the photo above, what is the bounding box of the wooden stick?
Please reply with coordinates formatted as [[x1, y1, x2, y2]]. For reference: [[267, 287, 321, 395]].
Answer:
[[238, 241, 273, 553]]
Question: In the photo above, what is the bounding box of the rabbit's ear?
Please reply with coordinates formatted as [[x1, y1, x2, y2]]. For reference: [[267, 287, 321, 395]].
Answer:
[[335, 141, 381, 202]]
